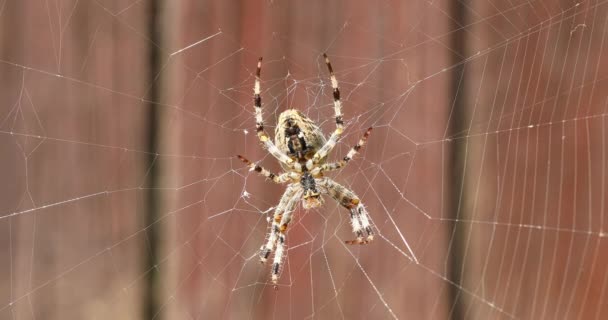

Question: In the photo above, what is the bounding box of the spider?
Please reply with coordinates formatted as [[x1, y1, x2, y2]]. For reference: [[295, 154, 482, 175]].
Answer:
[[238, 54, 374, 285]]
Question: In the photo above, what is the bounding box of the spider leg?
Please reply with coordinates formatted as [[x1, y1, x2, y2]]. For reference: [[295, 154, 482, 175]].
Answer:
[[271, 193, 301, 284], [258, 186, 302, 285], [306, 54, 345, 169], [253, 57, 294, 167], [259, 185, 298, 264], [311, 127, 372, 175], [237, 155, 296, 184], [318, 178, 374, 244], [325, 53, 344, 132]]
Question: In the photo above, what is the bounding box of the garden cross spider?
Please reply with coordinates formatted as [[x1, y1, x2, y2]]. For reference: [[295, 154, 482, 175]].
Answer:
[[238, 54, 374, 285]]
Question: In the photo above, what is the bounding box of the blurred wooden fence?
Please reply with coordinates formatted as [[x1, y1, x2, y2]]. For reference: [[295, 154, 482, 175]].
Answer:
[[1, 1, 607, 319]]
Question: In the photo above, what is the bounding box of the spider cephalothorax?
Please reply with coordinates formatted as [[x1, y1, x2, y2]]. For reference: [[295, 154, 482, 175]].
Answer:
[[300, 171, 323, 209], [238, 54, 374, 285]]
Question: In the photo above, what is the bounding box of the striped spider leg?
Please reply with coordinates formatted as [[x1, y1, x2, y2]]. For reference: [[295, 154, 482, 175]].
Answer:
[[312, 127, 375, 245], [253, 58, 299, 171], [318, 178, 374, 244], [269, 187, 303, 284], [310, 127, 373, 175], [307, 53, 346, 170], [237, 155, 297, 184], [258, 184, 302, 283]]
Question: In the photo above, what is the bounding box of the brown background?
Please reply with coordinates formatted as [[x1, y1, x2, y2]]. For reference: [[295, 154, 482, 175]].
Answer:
[[1, 0, 607, 319]]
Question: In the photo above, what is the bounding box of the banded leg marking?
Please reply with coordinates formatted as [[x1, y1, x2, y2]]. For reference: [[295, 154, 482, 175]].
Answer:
[[307, 54, 346, 168], [310, 127, 373, 174], [269, 190, 302, 284], [345, 204, 374, 245], [253, 57, 294, 166], [237, 155, 294, 183], [323, 53, 343, 130], [319, 178, 374, 244], [259, 185, 299, 264]]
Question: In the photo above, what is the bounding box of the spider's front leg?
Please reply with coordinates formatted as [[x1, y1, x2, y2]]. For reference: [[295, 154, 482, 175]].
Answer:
[[259, 185, 302, 284], [318, 178, 374, 244]]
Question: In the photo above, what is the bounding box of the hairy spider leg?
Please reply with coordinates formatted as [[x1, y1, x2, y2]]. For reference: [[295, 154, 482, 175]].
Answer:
[[349, 204, 374, 244], [236, 155, 296, 184], [259, 185, 301, 264], [270, 189, 302, 284], [253, 58, 295, 167], [324, 53, 344, 131], [319, 178, 374, 244], [307, 54, 346, 169], [311, 127, 373, 175]]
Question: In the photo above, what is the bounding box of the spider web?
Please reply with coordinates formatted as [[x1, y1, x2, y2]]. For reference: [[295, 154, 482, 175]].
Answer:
[[1, 0, 608, 319]]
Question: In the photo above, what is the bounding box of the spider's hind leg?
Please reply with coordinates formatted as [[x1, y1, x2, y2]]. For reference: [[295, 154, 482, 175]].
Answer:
[[252, 57, 294, 167]]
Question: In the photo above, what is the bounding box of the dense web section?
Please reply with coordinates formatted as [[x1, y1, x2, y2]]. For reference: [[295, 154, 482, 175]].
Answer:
[[1, 0, 608, 319]]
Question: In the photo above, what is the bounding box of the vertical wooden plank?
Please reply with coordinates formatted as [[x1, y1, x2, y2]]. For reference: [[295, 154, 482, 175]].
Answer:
[[463, 0, 608, 318], [0, 0, 149, 318]]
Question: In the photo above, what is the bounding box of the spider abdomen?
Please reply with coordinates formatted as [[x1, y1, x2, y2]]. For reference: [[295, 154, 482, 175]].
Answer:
[[274, 109, 327, 166]]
